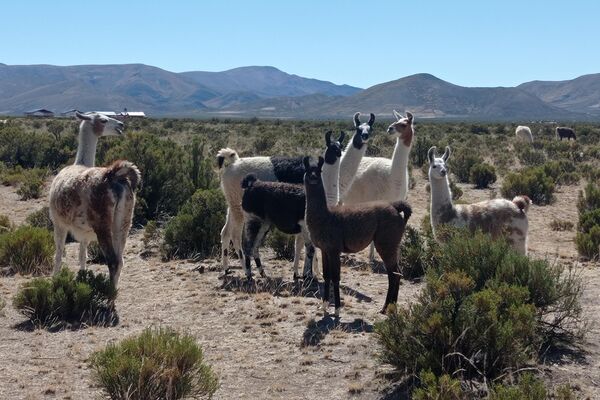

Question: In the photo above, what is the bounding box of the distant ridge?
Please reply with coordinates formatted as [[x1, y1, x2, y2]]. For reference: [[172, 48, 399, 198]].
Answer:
[[0, 63, 597, 120]]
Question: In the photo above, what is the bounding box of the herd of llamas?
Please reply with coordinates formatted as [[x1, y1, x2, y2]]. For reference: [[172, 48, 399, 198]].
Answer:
[[44, 110, 581, 317]]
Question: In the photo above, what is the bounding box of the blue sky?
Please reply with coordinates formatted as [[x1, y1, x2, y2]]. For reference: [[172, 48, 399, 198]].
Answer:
[[2, 1, 598, 88]]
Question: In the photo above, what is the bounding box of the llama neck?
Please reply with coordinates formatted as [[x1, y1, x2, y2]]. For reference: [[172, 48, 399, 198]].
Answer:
[[339, 140, 367, 197], [321, 158, 341, 207], [429, 175, 454, 221], [74, 122, 98, 167], [390, 136, 411, 189], [305, 179, 330, 223]]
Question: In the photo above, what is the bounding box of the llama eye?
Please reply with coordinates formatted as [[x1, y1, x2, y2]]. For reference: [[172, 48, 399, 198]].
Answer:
[[433, 166, 437, 168]]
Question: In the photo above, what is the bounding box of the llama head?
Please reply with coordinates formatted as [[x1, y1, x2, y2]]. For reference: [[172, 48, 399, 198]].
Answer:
[[352, 112, 375, 148], [216, 148, 239, 169], [303, 156, 325, 186], [76, 111, 124, 137], [427, 146, 451, 181], [387, 110, 414, 147], [324, 130, 346, 165]]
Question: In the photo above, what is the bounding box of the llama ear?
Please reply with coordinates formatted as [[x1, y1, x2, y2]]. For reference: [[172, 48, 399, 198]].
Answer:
[[303, 156, 311, 171], [75, 111, 92, 121], [317, 156, 325, 171], [393, 110, 402, 120], [442, 146, 451, 162], [406, 111, 414, 122], [427, 146, 437, 164], [368, 113, 375, 127], [325, 130, 332, 146], [353, 112, 361, 127], [338, 131, 346, 144]]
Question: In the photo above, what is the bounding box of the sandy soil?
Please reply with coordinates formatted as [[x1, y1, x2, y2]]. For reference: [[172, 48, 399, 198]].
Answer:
[[0, 174, 598, 399]]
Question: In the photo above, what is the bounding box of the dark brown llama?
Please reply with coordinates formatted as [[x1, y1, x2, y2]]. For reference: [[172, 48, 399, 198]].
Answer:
[[303, 156, 412, 316]]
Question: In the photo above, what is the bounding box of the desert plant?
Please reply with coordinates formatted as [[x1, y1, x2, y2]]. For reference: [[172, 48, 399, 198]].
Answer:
[[142, 220, 161, 248], [16, 170, 45, 200], [576, 183, 600, 260], [13, 268, 117, 327], [413, 370, 463, 400], [162, 189, 227, 260], [449, 149, 483, 183], [469, 163, 497, 189], [375, 230, 582, 381], [501, 167, 555, 205], [90, 327, 218, 400], [550, 219, 574, 232], [25, 206, 53, 231], [0, 214, 12, 233], [0, 226, 54, 275], [398, 226, 436, 280], [266, 228, 295, 261], [518, 147, 546, 166]]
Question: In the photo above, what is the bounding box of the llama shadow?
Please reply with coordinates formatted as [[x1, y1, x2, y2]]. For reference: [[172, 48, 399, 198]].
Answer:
[[12, 308, 120, 333], [302, 316, 373, 347], [220, 274, 321, 298], [340, 284, 373, 303], [539, 340, 588, 366], [377, 376, 417, 400]]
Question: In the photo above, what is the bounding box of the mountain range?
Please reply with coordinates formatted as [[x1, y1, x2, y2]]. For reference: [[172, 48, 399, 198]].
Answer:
[[0, 63, 598, 120]]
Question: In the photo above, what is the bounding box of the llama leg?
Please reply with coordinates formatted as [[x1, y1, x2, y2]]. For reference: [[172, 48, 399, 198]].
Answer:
[[252, 222, 270, 278], [242, 220, 258, 279], [303, 243, 315, 281], [220, 209, 233, 270], [377, 244, 401, 313], [330, 253, 342, 317], [321, 253, 330, 314], [52, 225, 68, 275], [368, 242, 375, 263], [78, 241, 88, 270], [292, 234, 303, 280]]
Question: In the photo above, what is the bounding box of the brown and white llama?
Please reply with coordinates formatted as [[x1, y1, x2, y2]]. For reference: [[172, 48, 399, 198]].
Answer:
[[303, 156, 412, 316], [49, 111, 140, 288], [428, 146, 530, 255]]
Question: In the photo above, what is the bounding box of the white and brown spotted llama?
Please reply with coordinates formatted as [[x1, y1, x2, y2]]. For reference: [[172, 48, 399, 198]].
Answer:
[[49, 111, 140, 288], [428, 146, 531, 255]]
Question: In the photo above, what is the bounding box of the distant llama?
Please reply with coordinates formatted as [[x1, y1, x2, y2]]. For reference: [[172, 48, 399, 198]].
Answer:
[[515, 125, 533, 143], [556, 126, 576, 141], [428, 146, 531, 255]]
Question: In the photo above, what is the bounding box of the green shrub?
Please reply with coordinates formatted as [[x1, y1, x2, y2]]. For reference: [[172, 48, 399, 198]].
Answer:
[[142, 220, 161, 248], [16, 170, 45, 200], [399, 226, 436, 280], [413, 370, 463, 400], [411, 136, 436, 167], [25, 206, 53, 231], [375, 230, 582, 381], [501, 168, 555, 205], [518, 147, 546, 166], [87, 241, 106, 264], [449, 179, 463, 201], [12, 268, 117, 327], [90, 327, 218, 400], [162, 189, 226, 260], [266, 228, 295, 261], [542, 160, 579, 186], [576, 183, 600, 260], [0, 226, 54, 275], [469, 163, 497, 189], [449, 150, 483, 183], [0, 214, 12, 233], [490, 374, 547, 400]]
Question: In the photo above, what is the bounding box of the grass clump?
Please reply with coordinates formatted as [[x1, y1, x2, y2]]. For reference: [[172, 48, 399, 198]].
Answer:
[[0, 214, 12, 233], [266, 228, 295, 261], [16, 169, 46, 200], [469, 162, 497, 189], [25, 206, 53, 231], [375, 229, 583, 383], [162, 189, 226, 260], [413, 370, 463, 400], [13, 268, 117, 327], [550, 219, 574, 232], [576, 182, 600, 260], [449, 150, 483, 183], [398, 226, 436, 280], [90, 327, 218, 400], [0, 225, 54, 275], [501, 167, 555, 205]]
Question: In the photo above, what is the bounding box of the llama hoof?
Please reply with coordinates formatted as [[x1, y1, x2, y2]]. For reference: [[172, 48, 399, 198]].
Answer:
[[334, 307, 340, 318], [259, 269, 267, 278]]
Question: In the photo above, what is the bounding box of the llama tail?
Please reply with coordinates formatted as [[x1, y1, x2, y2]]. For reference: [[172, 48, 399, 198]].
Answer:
[[217, 148, 239, 170], [512, 195, 532, 213], [241, 174, 257, 189], [105, 160, 141, 191], [392, 201, 412, 223]]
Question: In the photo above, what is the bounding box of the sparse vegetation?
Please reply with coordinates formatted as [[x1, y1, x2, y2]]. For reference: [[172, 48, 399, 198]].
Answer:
[[13, 268, 117, 327], [576, 182, 600, 260], [502, 167, 555, 205], [25, 206, 53, 231], [90, 327, 218, 400], [469, 162, 497, 188], [266, 228, 295, 261], [0, 225, 54, 275]]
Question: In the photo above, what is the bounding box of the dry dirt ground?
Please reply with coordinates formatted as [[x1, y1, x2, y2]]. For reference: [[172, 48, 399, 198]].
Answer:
[[0, 174, 599, 400]]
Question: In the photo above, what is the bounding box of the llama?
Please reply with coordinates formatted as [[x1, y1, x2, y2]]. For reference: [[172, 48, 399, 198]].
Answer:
[[49, 111, 140, 288], [239, 131, 345, 279], [303, 156, 412, 316], [556, 127, 576, 141], [338, 112, 375, 200], [428, 146, 530, 255], [515, 125, 533, 143], [341, 110, 414, 261]]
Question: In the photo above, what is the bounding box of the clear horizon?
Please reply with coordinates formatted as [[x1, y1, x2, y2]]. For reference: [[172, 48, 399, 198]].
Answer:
[[2, 0, 598, 89]]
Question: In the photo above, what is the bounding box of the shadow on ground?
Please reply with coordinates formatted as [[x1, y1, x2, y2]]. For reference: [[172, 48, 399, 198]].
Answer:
[[302, 315, 373, 347]]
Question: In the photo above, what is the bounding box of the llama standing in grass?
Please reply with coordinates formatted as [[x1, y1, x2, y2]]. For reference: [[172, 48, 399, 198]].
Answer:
[[338, 112, 375, 200], [240, 131, 345, 280], [515, 125, 533, 143], [428, 146, 530, 255], [49, 112, 140, 288], [556, 127, 576, 141], [342, 110, 414, 261], [304, 156, 412, 316]]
